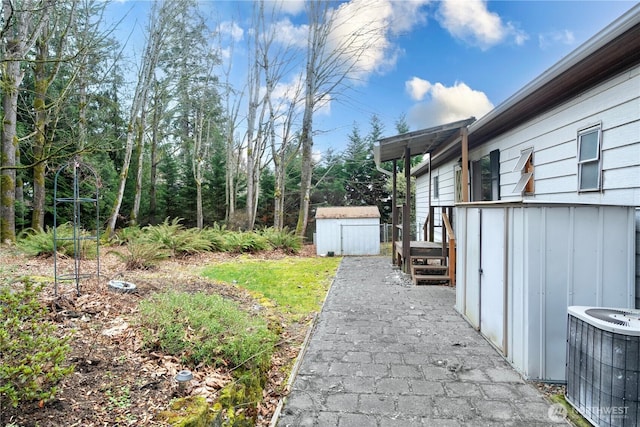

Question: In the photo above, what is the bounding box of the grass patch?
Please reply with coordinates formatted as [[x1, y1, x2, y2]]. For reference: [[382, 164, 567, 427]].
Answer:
[[201, 257, 341, 321], [137, 291, 277, 371]]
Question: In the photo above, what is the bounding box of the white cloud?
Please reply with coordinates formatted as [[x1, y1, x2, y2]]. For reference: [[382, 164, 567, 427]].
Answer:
[[406, 80, 494, 128], [272, 17, 309, 48], [437, 0, 528, 50], [406, 76, 432, 101], [218, 21, 244, 42], [216, 46, 233, 61], [538, 29, 575, 50], [326, 0, 430, 81], [279, 0, 306, 16]]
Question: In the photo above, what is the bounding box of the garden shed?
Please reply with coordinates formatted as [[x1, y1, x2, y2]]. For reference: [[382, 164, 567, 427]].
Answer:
[[455, 203, 636, 382], [315, 206, 380, 256]]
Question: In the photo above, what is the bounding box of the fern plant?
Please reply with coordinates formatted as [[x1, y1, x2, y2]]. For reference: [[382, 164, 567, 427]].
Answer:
[[111, 225, 142, 246], [108, 240, 169, 270], [142, 218, 211, 257], [16, 223, 95, 258], [201, 224, 230, 252], [224, 232, 269, 253], [260, 227, 302, 253]]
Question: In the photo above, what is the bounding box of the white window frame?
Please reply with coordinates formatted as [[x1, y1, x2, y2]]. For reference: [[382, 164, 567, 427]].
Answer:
[[433, 175, 439, 199], [454, 165, 462, 203], [577, 124, 602, 192]]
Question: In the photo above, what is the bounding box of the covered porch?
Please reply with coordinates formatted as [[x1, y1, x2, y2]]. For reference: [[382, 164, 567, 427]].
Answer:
[[374, 118, 475, 285]]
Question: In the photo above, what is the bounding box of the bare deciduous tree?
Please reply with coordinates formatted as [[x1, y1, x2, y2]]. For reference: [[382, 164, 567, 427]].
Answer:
[[105, 0, 171, 237], [296, 0, 384, 237]]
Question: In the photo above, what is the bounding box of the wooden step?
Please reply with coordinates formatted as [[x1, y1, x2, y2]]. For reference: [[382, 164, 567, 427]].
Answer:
[[411, 255, 446, 265], [413, 274, 451, 285], [411, 266, 448, 276]]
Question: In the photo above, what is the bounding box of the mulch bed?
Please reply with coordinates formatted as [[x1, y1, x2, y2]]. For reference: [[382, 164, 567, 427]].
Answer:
[[0, 247, 317, 426]]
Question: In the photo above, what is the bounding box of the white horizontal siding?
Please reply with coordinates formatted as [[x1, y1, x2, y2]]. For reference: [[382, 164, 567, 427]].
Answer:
[[435, 166, 455, 204], [415, 176, 429, 239], [415, 164, 458, 241], [467, 65, 640, 206]]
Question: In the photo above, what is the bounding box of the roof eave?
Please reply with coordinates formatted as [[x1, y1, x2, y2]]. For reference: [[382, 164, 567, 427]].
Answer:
[[468, 4, 640, 147]]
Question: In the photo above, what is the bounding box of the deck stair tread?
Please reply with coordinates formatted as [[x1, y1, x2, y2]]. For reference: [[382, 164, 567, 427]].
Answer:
[[411, 253, 450, 285], [412, 265, 448, 271]]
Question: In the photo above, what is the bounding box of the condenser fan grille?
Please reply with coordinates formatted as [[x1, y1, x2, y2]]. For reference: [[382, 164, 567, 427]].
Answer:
[[585, 308, 633, 326], [566, 306, 640, 427]]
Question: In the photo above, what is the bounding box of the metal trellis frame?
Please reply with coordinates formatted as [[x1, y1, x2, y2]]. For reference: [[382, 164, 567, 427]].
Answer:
[[53, 158, 101, 296]]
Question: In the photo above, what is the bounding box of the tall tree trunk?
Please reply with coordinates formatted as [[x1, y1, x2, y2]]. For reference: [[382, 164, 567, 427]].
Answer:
[[1, 64, 19, 243], [1, 0, 52, 242], [130, 118, 145, 226], [295, 75, 315, 237], [273, 164, 284, 230], [30, 3, 73, 231], [105, 0, 167, 238], [149, 85, 161, 226], [193, 112, 205, 230], [31, 26, 49, 232]]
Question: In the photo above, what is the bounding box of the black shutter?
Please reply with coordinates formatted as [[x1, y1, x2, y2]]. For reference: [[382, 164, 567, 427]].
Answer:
[[490, 149, 500, 201]]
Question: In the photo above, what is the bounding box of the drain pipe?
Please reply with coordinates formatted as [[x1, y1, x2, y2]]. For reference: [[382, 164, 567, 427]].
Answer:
[[376, 164, 393, 177]]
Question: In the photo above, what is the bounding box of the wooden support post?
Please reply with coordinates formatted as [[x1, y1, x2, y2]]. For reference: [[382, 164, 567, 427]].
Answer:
[[402, 147, 411, 273], [428, 205, 435, 242], [391, 159, 398, 265]]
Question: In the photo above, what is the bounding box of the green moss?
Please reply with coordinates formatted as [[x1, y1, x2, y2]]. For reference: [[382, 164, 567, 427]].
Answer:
[[157, 396, 213, 427], [549, 394, 592, 427], [2, 175, 15, 209]]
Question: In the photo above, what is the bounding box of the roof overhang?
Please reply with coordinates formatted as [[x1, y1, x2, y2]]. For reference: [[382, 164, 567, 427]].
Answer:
[[374, 117, 475, 167]]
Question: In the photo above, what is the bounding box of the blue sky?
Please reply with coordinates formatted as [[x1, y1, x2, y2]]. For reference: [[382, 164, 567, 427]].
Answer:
[[109, 0, 638, 157]]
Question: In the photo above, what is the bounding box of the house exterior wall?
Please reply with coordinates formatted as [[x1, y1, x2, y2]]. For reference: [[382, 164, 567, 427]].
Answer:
[[481, 65, 639, 205], [415, 175, 429, 240], [316, 217, 380, 256], [444, 66, 639, 382], [425, 66, 640, 306], [414, 165, 457, 242]]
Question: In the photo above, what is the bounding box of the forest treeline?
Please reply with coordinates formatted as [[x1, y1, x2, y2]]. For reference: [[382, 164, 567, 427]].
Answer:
[[0, 0, 411, 243]]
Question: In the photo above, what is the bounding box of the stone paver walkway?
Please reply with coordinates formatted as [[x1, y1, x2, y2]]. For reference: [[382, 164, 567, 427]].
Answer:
[[277, 256, 565, 427]]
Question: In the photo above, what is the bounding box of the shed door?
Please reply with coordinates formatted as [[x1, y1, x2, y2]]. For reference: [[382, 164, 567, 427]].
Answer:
[[480, 208, 505, 352], [340, 223, 379, 255], [465, 209, 481, 327]]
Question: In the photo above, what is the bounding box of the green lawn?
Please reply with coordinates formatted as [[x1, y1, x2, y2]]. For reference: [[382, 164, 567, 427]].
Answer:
[[201, 256, 341, 321]]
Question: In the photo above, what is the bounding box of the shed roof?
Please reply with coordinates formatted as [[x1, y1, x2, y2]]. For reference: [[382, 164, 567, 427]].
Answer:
[[316, 206, 380, 219], [374, 118, 475, 164]]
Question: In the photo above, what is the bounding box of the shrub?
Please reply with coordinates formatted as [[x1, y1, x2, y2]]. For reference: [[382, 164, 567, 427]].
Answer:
[[0, 280, 74, 408], [224, 232, 269, 254], [142, 218, 211, 256], [201, 223, 230, 252], [137, 291, 277, 371], [16, 223, 95, 258], [107, 240, 169, 270], [260, 227, 302, 253], [111, 225, 142, 246]]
